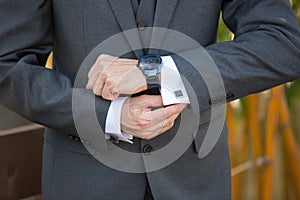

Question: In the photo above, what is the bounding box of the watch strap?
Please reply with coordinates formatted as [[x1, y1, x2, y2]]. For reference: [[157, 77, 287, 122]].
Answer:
[[147, 75, 160, 89]]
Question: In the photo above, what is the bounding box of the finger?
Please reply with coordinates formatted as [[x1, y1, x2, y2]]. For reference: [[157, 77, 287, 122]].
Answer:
[[87, 54, 114, 86], [86, 73, 98, 89], [114, 59, 138, 66], [126, 95, 163, 109], [102, 84, 119, 100], [142, 113, 179, 140], [149, 104, 182, 122], [86, 63, 99, 89], [86, 63, 108, 90], [92, 76, 105, 96], [124, 103, 181, 139], [101, 75, 119, 99], [111, 87, 119, 99], [88, 54, 111, 78], [87, 63, 97, 79], [155, 110, 181, 131], [144, 95, 164, 108], [154, 112, 180, 136], [88, 58, 105, 79], [140, 110, 179, 135]]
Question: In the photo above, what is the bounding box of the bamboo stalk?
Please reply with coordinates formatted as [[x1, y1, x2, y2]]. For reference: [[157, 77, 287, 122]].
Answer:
[[227, 103, 242, 200], [277, 86, 300, 198], [239, 111, 250, 200], [246, 94, 264, 198], [231, 157, 271, 176], [227, 103, 236, 156], [0, 124, 44, 137], [262, 87, 280, 200], [247, 95, 262, 158]]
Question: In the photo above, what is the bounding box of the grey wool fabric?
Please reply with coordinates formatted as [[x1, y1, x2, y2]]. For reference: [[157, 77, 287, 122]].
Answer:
[[0, 0, 300, 199]]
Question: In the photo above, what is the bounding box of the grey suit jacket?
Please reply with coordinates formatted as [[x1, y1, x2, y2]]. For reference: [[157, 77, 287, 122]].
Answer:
[[0, 0, 300, 199]]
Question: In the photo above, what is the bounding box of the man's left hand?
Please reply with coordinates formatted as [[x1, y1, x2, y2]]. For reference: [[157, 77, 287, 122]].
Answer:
[[86, 54, 147, 100]]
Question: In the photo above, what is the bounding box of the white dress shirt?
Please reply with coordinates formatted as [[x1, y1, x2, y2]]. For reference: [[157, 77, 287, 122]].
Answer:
[[105, 56, 190, 143]]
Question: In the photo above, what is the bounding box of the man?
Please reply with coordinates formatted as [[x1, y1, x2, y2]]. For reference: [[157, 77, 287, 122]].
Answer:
[[0, 0, 299, 199]]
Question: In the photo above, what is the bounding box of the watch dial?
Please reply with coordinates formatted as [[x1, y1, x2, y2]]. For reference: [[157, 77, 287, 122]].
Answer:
[[140, 56, 161, 70], [144, 56, 160, 64]]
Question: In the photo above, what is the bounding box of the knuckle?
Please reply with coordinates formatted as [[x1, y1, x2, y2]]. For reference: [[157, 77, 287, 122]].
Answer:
[[106, 78, 115, 85], [128, 109, 137, 121], [101, 71, 108, 78], [132, 117, 142, 126], [101, 93, 107, 99], [97, 55, 110, 68], [137, 120, 150, 127], [169, 121, 175, 128], [98, 54, 106, 61], [93, 88, 100, 96], [166, 119, 174, 128], [102, 93, 112, 100], [86, 82, 91, 89], [96, 56, 103, 65], [87, 69, 94, 79]]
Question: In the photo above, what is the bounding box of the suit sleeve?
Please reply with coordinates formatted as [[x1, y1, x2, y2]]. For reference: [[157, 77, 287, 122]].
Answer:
[[0, 0, 110, 136], [172, 0, 300, 112]]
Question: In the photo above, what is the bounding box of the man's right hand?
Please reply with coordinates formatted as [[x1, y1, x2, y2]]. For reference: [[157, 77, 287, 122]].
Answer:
[[121, 95, 186, 140]]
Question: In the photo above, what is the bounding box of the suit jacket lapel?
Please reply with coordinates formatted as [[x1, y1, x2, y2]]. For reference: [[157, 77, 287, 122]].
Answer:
[[149, 0, 179, 54], [153, 0, 178, 28], [108, 0, 144, 58], [107, 0, 179, 57]]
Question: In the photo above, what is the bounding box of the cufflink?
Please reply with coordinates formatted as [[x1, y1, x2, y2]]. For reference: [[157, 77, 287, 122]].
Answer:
[[174, 90, 183, 98], [109, 136, 119, 144]]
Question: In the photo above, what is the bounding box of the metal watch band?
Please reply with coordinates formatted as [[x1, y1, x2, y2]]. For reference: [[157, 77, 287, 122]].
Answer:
[[147, 75, 160, 89]]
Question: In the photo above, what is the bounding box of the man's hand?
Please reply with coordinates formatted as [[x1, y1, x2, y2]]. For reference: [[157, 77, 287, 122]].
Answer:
[[86, 54, 147, 100], [121, 95, 186, 140]]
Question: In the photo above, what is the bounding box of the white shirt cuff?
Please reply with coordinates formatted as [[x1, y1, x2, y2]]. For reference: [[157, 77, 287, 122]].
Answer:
[[105, 97, 133, 144], [160, 56, 190, 105]]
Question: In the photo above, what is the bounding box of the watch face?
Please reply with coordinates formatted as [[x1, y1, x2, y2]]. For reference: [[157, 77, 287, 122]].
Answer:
[[139, 54, 162, 70]]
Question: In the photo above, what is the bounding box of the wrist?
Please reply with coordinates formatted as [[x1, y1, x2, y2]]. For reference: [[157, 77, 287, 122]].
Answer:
[[136, 67, 148, 92], [120, 98, 131, 133]]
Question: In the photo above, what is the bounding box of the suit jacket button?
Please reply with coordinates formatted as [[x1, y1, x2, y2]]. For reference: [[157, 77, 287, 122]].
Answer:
[[138, 22, 146, 30], [226, 92, 235, 100], [143, 144, 153, 155], [68, 135, 74, 139]]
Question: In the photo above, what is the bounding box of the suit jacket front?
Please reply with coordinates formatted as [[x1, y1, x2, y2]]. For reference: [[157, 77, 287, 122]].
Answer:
[[0, 0, 300, 199]]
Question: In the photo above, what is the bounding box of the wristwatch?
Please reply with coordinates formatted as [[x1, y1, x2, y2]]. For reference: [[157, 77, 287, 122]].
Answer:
[[137, 54, 162, 89]]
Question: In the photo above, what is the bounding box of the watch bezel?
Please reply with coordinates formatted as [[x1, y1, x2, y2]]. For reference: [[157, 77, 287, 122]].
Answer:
[[137, 54, 162, 71]]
